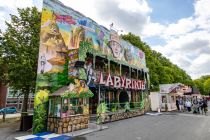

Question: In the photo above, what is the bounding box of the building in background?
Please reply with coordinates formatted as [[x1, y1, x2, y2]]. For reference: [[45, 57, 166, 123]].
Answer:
[[0, 87, 34, 111], [150, 83, 196, 112]]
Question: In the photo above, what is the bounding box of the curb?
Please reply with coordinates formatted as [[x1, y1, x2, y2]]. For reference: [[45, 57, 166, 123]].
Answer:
[[65, 124, 108, 137]]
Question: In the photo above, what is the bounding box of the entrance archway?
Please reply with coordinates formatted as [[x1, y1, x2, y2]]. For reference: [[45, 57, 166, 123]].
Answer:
[[119, 91, 129, 107]]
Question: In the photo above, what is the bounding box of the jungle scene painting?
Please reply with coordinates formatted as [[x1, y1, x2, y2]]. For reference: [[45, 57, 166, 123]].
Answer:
[[33, 0, 148, 134]]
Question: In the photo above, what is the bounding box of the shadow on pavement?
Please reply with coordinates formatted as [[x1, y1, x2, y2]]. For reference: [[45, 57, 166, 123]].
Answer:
[[71, 136, 87, 140]]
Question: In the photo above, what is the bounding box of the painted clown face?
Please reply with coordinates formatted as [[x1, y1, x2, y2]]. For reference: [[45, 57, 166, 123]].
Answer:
[[110, 41, 123, 58]]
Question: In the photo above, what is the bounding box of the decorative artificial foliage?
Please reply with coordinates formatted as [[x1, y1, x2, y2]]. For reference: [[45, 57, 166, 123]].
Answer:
[[124, 102, 130, 112], [33, 89, 49, 134], [61, 89, 94, 98], [96, 102, 108, 124]]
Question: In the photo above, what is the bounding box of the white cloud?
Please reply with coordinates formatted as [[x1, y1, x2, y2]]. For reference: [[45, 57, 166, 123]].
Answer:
[[146, 0, 210, 79], [0, 0, 209, 80], [61, 0, 151, 35], [164, 17, 196, 37], [189, 54, 210, 79], [153, 29, 210, 79], [142, 22, 165, 37], [194, 0, 210, 18], [0, 0, 42, 32]]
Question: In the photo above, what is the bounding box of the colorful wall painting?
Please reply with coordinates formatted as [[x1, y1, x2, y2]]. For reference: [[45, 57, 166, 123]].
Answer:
[[37, 0, 147, 76], [33, 0, 149, 134]]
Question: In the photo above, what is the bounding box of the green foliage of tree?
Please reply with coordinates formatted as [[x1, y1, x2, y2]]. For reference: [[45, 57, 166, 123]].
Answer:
[[0, 7, 41, 113], [122, 33, 193, 91], [194, 75, 210, 95], [0, 35, 4, 82], [204, 78, 210, 95]]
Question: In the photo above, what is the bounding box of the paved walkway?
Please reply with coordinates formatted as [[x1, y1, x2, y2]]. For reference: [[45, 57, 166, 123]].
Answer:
[[14, 123, 108, 140], [0, 113, 21, 120], [15, 132, 72, 140]]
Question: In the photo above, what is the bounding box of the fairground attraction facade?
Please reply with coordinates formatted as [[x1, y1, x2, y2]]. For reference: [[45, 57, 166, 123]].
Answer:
[[33, 0, 150, 134]]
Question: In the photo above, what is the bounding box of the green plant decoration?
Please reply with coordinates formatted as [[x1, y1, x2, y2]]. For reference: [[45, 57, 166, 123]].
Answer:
[[61, 91, 78, 98], [79, 41, 92, 61], [78, 68, 87, 80], [140, 100, 145, 110], [111, 103, 117, 112], [96, 102, 108, 124], [62, 106, 68, 113], [33, 102, 48, 134], [79, 90, 94, 98], [61, 89, 94, 98], [124, 102, 130, 112], [33, 90, 49, 134], [34, 90, 49, 107]]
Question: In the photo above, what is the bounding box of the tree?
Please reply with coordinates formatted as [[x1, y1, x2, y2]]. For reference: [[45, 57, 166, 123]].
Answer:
[[0, 31, 6, 82], [0, 7, 41, 114], [122, 33, 193, 91], [204, 78, 210, 95], [194, 75, 210, 95]]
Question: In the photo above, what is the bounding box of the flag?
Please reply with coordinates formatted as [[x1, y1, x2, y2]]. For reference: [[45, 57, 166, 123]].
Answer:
[[110, 23, 113, 28]]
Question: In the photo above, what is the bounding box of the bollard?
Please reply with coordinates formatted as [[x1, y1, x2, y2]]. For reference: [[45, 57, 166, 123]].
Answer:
[[157, 108, 161, 113], [3, 111, 6, 122]]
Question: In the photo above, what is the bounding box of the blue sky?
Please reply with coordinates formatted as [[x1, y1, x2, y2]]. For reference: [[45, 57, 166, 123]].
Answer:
[[148, 0, 194, 24], [0, 0, 210, 79], [145, 0, 195, 46]]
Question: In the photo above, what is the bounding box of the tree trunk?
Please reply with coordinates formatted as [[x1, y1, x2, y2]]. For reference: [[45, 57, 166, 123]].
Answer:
[[20, 88, 33, 131], [21, 91, 29, 116]]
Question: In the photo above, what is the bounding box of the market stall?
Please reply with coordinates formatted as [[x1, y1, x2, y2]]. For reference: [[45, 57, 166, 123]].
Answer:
[[150, 83, 187, 111], [47, 83, 93, 134]]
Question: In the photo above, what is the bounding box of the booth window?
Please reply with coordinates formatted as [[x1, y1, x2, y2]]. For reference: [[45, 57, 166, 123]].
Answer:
[[68, 98, 84, 115], [49, 97, 61, 117]]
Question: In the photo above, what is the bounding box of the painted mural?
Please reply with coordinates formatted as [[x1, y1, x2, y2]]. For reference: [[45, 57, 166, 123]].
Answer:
[[33, 0, 149, 134], [37, 1, 147, 76]]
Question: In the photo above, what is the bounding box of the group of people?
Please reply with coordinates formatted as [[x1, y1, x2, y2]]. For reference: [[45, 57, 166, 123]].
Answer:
[[176, 96, 208, 115]]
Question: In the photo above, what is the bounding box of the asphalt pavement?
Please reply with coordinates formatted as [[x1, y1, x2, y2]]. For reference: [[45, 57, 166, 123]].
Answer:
[[81, 102, 210, 140], [81, 113, 210, 140], [0, 103, 210, 140]]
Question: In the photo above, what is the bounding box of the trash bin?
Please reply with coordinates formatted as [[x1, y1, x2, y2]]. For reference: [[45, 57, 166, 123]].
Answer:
[[20, 114, 33, 131]]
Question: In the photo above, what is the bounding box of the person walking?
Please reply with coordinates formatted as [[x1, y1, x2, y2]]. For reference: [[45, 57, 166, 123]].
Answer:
[[192, 96, 199, 114], [179, 98, 184, 112], [202, 97, 208, 115], [176, 98, 180, 111], [185, 100, 192, 112], [198, 98, 203, 114]]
